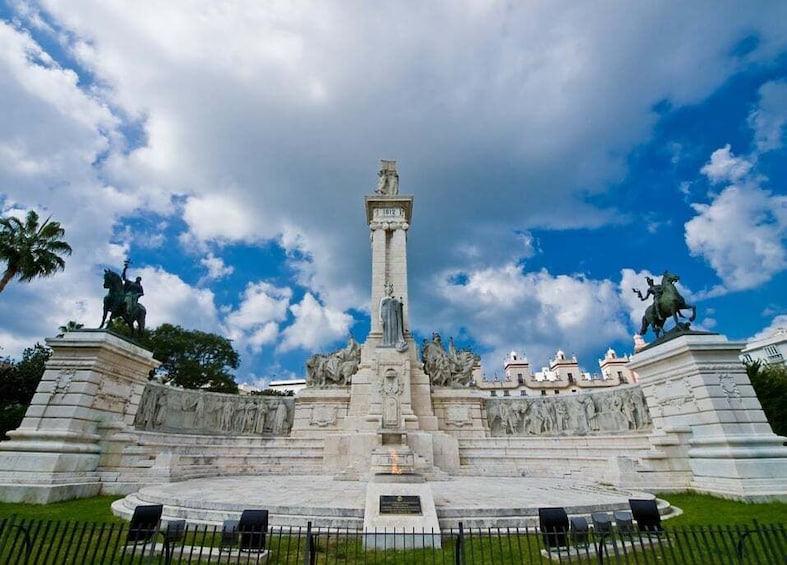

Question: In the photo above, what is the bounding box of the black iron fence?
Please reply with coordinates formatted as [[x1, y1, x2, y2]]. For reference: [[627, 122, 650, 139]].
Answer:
[[1, 516, 785, 564]]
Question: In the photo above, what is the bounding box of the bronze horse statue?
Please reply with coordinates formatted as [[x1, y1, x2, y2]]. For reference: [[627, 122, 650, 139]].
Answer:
[[99, 269, 146, 334], [639, 271, 696, 339]]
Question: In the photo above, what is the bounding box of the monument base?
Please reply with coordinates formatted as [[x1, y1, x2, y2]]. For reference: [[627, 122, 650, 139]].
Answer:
[[630, 333, 787, 502], [363, 474, 441, 549], [0, 330, 158, 503], [370, 441, 416, 475]]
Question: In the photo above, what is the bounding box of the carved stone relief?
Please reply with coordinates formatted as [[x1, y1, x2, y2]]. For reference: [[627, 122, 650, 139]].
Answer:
[[718, 374, 742, 403], [654, 378, 697, 410], [133, 384, 294, 436], [310, 405, 337, 427], [445, 405, 472, 427], [51, 369, 75, 401], [379, 368, 403, 429], [486, 386, 652, 437]]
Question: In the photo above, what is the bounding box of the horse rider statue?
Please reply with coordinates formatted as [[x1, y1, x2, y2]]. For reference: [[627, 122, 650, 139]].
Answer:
[[634, 270, 696, 339], [99, 259, 147, 334]]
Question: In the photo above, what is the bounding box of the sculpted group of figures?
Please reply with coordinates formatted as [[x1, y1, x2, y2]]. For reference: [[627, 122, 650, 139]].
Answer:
[[421, 332, 480, 387], [134, 384, 293, 436], [306, 335, 361, 387], [486, 387, 651, 437], [304, 330, 480, 389]]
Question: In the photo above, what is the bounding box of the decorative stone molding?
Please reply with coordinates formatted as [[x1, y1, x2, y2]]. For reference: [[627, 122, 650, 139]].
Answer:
[[369, 220, 409, 232], [310, 405, 338, 427], [444, 405, 472, 427]]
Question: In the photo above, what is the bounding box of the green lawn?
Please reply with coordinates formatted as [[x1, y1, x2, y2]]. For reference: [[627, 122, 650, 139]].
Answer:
[[0, 495, 124, 523], [658, 491, 787, 526]]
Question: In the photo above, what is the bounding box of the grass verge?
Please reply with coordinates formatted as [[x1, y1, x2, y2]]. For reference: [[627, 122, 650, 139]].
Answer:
[[0, 495, 124, 523], [657, 491, 787, 526]]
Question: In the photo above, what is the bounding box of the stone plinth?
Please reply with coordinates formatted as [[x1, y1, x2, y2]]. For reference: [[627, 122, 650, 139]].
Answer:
[[629, 333, 787, 501], [290, 387, 350, 438], [0, 330, 158, 503], [370, 444, 416, 475], [431, 387, 489, 439], [363, 473, 441, 549]]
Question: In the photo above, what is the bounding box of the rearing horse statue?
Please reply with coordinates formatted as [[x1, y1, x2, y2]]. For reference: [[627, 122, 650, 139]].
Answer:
[[638, 271, 696, 339], [100, 269, 146, 334]]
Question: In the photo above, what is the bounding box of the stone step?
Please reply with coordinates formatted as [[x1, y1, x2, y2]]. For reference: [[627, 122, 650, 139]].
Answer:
[[134, 433, 324, 448], [113, 490, 365, 530]]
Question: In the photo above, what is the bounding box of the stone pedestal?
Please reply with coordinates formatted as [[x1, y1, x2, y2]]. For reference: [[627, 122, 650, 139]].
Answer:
[[431, 388, 489, 439], [629, 333, 787, 501], [363, 474, 441, 549], [290, 388, 351, 438], [0, 330, 158, 503]]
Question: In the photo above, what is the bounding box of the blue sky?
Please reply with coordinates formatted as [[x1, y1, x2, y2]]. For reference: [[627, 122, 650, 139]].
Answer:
[[0, 1, 786, 387]]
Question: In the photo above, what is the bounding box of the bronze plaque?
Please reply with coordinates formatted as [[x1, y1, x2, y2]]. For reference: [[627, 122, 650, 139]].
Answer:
[[379, 495, 422, 515]]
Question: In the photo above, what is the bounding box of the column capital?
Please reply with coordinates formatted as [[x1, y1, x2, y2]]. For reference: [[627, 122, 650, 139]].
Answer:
[[369, 220, 409, 232]]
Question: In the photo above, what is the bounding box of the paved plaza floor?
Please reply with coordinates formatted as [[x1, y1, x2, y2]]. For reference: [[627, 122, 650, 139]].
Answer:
[[112, 474, 665, 529]]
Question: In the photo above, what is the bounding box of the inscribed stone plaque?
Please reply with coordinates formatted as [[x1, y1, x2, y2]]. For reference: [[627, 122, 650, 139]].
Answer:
[[379, 495, 422, 515]]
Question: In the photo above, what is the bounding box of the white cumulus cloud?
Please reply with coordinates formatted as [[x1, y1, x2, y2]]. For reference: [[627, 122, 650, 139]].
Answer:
[[279, 292, 354, 353], [135, 266, 221, 330], [685, 184, 787, 291], [749, 80, 787, 152], [420, 264, 629, 373], [700, 145, 753, 185], [200, 252, 234, 282]]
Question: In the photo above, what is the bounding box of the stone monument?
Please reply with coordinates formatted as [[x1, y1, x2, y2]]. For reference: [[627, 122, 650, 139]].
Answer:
[[293, 160, 470, 481], [0, 331, 159, 503], [294, 160, 456, 545], [5, 161, 787, 530], [629, 333, 787, 501]]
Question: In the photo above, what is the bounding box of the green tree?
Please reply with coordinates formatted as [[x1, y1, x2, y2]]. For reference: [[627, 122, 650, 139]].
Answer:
[[745, 360, 787, 437], [0, 343, 51, 439], [0, 210, 73, 293], [140, 324, 240, 393]]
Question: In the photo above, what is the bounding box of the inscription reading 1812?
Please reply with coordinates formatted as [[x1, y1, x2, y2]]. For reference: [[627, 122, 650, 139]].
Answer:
[[379, 495, 422, 515]]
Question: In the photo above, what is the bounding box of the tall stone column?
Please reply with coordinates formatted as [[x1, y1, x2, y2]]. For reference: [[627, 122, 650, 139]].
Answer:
[[629, 333, 787, 501], [366, 203, 412, 344], [369, 225, 388, 336], [390, 226, 410, 332]]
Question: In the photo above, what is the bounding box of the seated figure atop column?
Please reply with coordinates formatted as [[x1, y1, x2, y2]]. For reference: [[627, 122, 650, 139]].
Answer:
[[375, 160, 399, 196]]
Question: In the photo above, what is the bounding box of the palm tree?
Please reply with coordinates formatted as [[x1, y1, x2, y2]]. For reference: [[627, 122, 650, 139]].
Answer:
[[58, 320, 84, 334], [0, 210, 73, 293]]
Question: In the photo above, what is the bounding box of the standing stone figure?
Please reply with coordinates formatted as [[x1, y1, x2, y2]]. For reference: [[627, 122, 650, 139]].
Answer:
[[273, 402, 290, 434], [379, 282, 407, 351], [375, 160, 399, 196]]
